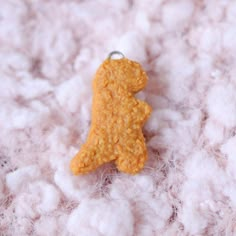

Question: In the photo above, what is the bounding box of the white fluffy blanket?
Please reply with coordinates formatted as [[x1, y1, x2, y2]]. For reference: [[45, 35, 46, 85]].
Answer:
[[1, 0, 236, 235]]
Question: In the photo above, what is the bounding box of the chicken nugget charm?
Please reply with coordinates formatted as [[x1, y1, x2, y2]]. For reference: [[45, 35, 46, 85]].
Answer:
[[70, 51, 152, 175]]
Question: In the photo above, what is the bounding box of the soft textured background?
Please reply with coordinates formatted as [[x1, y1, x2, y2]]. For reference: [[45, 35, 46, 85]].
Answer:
[[1, 0, 236, 235]]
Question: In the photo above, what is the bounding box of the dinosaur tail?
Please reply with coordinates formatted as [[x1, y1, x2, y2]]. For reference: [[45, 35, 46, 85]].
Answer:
[[70, 144, 102, 175]]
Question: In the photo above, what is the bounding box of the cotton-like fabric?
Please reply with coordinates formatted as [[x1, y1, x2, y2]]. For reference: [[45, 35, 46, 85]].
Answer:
[[1, 1, 236, 235]]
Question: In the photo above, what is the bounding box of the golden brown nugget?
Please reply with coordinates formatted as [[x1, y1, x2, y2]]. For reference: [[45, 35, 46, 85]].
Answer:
[[70, 55, 152, 175]]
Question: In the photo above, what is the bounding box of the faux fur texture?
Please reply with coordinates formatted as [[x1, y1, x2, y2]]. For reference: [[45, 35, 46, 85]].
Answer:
[[1, 0, 236, 235]]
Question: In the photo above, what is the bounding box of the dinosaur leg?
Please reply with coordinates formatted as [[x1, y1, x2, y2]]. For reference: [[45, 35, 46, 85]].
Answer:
[[115, 137, 147, 174]]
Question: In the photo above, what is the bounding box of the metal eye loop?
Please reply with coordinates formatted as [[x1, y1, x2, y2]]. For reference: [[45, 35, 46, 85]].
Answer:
[[107, 51, 125, 60]]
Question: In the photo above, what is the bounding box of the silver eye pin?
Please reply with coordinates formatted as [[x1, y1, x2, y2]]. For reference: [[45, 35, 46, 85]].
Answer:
[[107, 51, 125, 60]]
